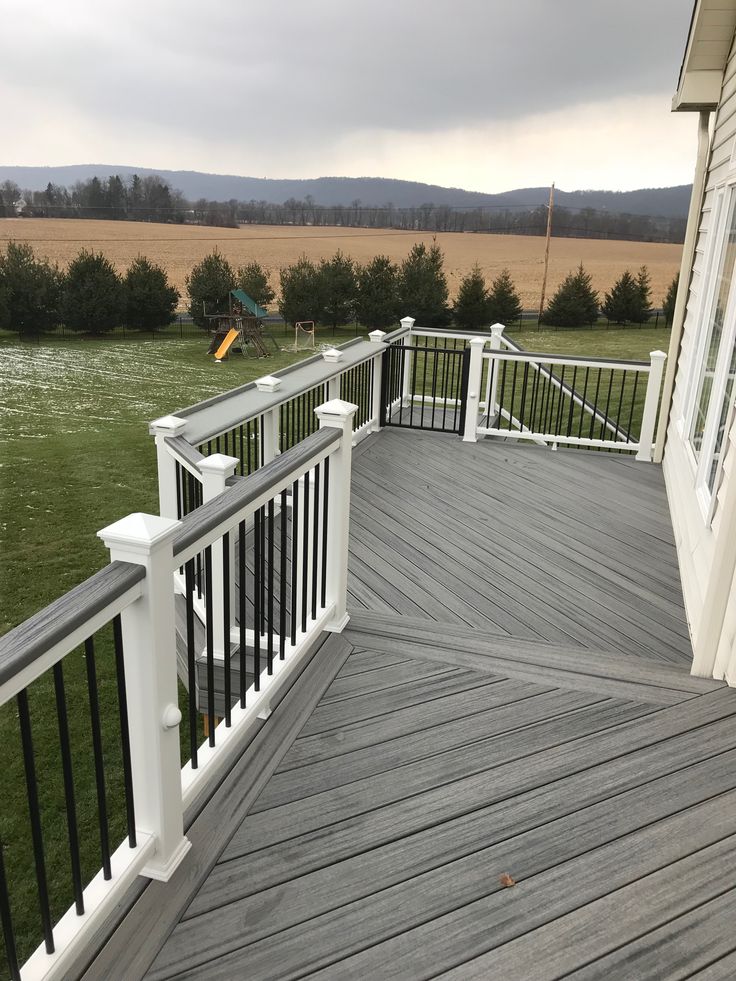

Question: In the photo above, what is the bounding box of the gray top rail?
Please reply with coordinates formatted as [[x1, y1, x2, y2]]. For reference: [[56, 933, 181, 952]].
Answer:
[[174, 337, 374, 446], [165, 435, 206, 474], [0, 561, 146, 688], [173, 427, 341, 558]]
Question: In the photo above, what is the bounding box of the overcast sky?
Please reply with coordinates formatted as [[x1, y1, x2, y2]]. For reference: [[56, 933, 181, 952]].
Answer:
[[1, 0, 699, 192]]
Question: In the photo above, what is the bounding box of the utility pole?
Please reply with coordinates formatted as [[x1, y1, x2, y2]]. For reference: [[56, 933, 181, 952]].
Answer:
[[537, 183, 555, 329]]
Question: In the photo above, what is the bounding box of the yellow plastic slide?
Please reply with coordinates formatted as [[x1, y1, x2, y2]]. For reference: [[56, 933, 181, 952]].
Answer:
[[214, 328, 239, 360]]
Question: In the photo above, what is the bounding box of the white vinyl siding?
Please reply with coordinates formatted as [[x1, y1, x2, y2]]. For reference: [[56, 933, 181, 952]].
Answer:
[[665, 25, 736, 641]]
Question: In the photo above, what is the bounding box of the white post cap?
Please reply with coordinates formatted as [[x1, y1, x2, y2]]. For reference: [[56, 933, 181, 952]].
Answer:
[[400, 316, 416, 329], [149, 414, 188, 436], [369, 330, 387, 343], [650, 350, 667, 361], [469, 336, 486, 347], [490, 323, 505, 336], [98, 512, 180, 555], [255, 375, 282, 392], [198, 453, 240, 476], [315, 399, 359, 423], [322, 348, 344, 363]]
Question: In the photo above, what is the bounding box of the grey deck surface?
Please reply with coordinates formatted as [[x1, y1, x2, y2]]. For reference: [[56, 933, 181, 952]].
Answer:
[[101, 429, 736, 980]]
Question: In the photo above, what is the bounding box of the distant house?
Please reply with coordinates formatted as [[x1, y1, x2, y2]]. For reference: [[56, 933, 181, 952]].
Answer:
[[663, 0, 736, 683], [13, 196, 27, 215]]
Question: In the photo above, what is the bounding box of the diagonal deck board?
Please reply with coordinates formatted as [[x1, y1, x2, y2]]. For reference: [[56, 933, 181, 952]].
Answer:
[[100, 427, 736, 979]]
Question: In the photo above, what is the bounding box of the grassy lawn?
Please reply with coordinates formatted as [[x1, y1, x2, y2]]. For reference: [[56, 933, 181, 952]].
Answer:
[[0, 320, 670, 968]]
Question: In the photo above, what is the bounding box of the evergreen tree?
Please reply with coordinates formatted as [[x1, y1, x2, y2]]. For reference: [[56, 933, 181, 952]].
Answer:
[[319, 251, 357, 328], [454, 264, 490, 329], [663, 272, 680, 326], [487, 268, 523, 325], [185, 250, 236, 327], [355, 255, 400, 328], [0, 241, 62, 334], [541, 263, 599, 328], [633, 265, 653, 323], [279, 255, 325, 326], [123, 256, 179, 330], [60, 250, 124, 334], [398, 242, 450, 326], [601, 269, 639, 324], [236, 261, 275, 308]]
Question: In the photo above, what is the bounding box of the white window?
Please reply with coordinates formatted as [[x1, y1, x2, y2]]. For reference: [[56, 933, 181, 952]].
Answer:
[[686, 188, 736, 518]]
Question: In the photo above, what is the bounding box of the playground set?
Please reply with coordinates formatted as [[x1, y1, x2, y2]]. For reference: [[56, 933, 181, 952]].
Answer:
[[206, 289, 277, 361]]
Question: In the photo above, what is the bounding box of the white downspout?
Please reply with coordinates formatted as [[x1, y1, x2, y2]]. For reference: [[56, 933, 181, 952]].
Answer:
[[654, 109, 712, 463]]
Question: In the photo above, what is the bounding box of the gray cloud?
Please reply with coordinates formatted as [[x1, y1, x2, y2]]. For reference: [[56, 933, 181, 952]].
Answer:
[[0, 0, 696, 186]]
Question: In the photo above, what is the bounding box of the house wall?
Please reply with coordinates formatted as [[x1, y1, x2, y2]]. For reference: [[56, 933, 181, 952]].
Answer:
[[664, 28, 736, 646]]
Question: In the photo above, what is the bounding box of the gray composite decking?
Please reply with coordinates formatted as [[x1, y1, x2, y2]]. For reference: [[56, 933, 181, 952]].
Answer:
[[84, 429, 736, 980]]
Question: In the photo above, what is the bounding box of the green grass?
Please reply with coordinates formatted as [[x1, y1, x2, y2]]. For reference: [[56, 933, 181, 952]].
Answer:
[[0, 324, 358, 968], [0, 321, 671, 969]]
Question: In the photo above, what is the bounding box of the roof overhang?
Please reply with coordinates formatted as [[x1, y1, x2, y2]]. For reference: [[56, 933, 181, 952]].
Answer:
[[673, 0, 736, 111]]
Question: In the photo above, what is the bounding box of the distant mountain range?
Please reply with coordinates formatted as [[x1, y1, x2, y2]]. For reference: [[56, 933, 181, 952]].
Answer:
[[0, 164, 693, 218]]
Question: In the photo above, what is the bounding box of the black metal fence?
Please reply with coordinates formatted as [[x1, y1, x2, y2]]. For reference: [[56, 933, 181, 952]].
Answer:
[[381, 339, 470, 434]]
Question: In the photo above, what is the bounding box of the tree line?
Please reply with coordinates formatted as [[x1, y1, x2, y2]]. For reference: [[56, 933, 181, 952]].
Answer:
[[0, 243, 179, 335], [0, 238, 679, 337], [0, 173, 686, 244]]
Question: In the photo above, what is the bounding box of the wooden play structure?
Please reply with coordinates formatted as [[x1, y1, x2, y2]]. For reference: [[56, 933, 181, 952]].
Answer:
[[206, 289, 274, 360]]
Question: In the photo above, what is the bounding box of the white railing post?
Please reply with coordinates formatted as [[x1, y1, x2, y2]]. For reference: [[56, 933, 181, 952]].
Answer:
[[314, 399, 358, 632], [636, 351, 667, 462], [369, 330, 387, 431], [199, 454, 240, 657], [400, 316, 415, 406], [98, 513, 191, 881], [149, 414, 188, 519], [256, 375, 282, 463], [484, 323, 505, 421], [462, 337, 486, 443]]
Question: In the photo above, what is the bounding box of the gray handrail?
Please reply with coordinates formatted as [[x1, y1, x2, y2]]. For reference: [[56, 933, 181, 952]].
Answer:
[[0, 562, 146, 688]]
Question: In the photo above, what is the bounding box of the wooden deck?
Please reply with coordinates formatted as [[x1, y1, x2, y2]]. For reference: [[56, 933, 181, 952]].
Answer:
[[84, 430, 736, 980]]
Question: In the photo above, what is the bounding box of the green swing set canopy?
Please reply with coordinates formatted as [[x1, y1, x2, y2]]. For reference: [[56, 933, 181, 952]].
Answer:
[[230, 289, 268, 319]]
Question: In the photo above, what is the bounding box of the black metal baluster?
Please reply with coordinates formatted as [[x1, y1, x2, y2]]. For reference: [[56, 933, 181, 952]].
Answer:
[[499, 358, 508, 430], [238, 520, 247, 705], [196, 547, 202, 600], [223, 532, 231, 725], [440, 348, 450, 428], [246, 420, 253, 473], [626, 371, 640, 443], [280, 490, 288, 658], [53, 662, 84, 914], [302, 473, 310, 631], [601, 369, 615, 441], [578, 368, 591, 439], [291, 479, 299, 644], [614, 370, 628, 440], [553, 366, 566, 435], [311, 464, 320, 619], [519, 361, 530, 432], [0, 840, 19, 980], [17, 690, 54, 952], [420, 338, 429, 428], [253, 508, 262, 689], [430, 343, 439, 430], [267, 499, 275, 674], [566, 366, 578, 436], [84, 637, 111, 880], [112, 616, 136, 845], [204, 547, 215, 743], [590, 368, 603, 440], [175, 461, 182, 520], [409, 343, 418, 427], [239, 425, 245, 475], [185, 559, 199, 767]]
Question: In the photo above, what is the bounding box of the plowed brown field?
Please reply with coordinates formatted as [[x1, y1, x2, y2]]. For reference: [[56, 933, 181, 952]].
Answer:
[[0, 218, 682, 309]]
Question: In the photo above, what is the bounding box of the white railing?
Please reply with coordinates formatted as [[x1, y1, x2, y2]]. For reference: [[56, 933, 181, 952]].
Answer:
[[150, 331, 388, 524], [0, 400, 357, 981]]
